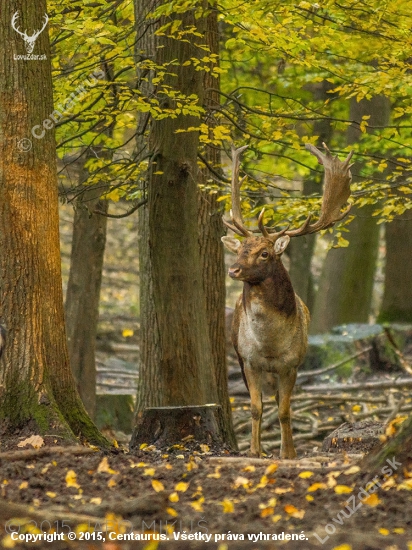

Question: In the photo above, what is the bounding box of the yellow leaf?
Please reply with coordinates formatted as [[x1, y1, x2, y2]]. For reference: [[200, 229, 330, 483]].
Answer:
[[272, 514, 282, 523], [2, 534, 16, 548], [142, 541, 159, 550], [17, 435, 44, 449], [306, 495, 314, 502], [393, 528, 404, 534], [151, 479, 164, 492], [90, 497, 102, 505], [260, 506, 274, 518], [307, 482, 327, 492], [190, 496, 204, 512], [122, 329, 134, 337], [264, 463, 278, 475], [284, 504, 305, 519], [298, 471, 314, 479], [107, 478, 117, 488], [46, 492, 56, 498], [166, 507, 178, 517], [362, 493, 381, 506], [242, 465, 255, 472], [66, 470, 80, 489], [332, 545, 352, 550], [334, 485, 353, 494], [207, 467, 221, 479], [274, 486, 293, 494], [199, 444, 209, 453], [175, 482, 189, 492], [143, 468, 156, 476], [169, 492, 179, 502], [221, 499, 234, 513], [343, 466, 360, 475], [19, 481, 28, 490], [378, 528, 390, 536], [97, 457, 119, 475], [352, 404, 361, 412], [233, 476, 250, 489]]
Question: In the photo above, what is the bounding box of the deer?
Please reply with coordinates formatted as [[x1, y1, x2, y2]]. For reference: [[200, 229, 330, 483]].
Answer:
[[222, 142, 354, 458], [11, 12, 49, 54]]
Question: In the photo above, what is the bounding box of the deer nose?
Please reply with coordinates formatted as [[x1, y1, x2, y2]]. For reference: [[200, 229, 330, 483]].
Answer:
[[228, 266, 241, 278]]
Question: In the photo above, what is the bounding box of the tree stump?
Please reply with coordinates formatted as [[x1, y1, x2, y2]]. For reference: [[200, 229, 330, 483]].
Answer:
[[322, 420, 384, 453], [130, 404, 225, 450]]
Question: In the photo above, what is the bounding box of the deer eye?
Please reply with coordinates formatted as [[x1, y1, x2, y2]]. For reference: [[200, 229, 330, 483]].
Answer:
[[261, 251, 269, 258]]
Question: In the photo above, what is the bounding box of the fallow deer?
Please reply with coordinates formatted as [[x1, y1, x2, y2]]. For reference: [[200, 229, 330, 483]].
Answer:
[[222, 143, 354, 458]]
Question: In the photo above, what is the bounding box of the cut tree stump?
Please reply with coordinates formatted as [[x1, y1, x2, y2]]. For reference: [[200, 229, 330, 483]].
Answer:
[[130, 404, 224, 450], [322, 420, 384, 453]]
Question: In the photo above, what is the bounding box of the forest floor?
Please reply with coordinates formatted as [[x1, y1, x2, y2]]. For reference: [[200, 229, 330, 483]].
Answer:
[[0, 202, 407, 549], [0, 437, 411, 550]]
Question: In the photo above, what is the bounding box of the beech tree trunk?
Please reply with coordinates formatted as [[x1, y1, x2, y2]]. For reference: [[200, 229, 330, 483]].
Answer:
[[0, 0, 109, 447], [310, 96, 390, 334], [65, 171, 108, 419], [378, 211, 412, 323], [288, 82, 335, 311], [133, 2, 236, 448]]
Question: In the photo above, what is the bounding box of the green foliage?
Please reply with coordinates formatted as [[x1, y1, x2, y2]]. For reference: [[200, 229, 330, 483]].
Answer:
[[49, 0, 412, 229]]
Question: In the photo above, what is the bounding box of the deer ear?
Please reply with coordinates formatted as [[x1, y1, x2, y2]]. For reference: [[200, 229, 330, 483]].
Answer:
[[274, 235, 290, 255], [221, 236, 241, 254]]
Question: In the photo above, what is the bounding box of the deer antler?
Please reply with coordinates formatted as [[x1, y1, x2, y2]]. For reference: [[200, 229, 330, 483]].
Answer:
[[11, 12, 49, 54], [11, 13, 26, 38], [223, 144, 252, 238], [258, 142, 353, 241]]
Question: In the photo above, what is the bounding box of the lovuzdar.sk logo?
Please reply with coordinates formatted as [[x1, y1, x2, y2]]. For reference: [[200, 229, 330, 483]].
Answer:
[[12, 11, 48, 60]]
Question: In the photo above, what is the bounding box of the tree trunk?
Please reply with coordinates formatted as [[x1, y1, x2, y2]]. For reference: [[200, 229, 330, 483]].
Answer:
[[0, 0, 109, 447], [198, 9, 237, 449], [378, 211, 412, 323], [288, 81, 335, 311], [65, 172, 108, 419], [310, 96, 390, 334]]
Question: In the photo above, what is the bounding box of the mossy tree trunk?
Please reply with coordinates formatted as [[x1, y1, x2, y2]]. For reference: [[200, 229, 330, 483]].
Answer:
[[310, 96, 390, 334], [0, 0, 109, 447]]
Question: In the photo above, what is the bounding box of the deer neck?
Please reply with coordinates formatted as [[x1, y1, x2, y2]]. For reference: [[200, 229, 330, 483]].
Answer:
[[242, 261, 296, 317]]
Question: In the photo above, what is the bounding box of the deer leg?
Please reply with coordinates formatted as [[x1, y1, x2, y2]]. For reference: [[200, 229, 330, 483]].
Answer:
[[278, 369, 297, 459], [244, 367, 263, 457]]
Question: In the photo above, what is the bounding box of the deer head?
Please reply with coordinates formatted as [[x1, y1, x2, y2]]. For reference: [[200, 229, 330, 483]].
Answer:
[[221, 142, 354, 268], [12, 12, 49, 54]]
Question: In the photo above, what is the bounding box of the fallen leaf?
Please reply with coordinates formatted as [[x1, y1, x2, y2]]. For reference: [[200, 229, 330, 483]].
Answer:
[[272, 514, 282, 523], [190, 497, 204, 512], [151, 480, 164, 492], [18, 482, 28, 490], [2, 534, 16, 548], [334, 485, 353, 494], [352, 404, 361, 412], [362, 493, 381, 506], [175, 482, 189, 492], [169, 492, 179, 502], [265, 463, 278, 475], [343, 466, 360, 475], [284, 504, 305, 519], [233, 476, 251, 489], [274, 487, 293, 494], [17, 435, 44, 449], [46, 492, 56, 498], [221, 499, 234, 513], [393, 528, 404, 534], [242, 465, 255, 472], [306, 495, 314, 502], [97, 457, 119, 475], [122, 329, 134, 337], [143, 468, 155, 476], [332, 545, 352, 550], [66, 470, 80, 489], [397, 479, 412, 490], [199, 444, 209, 453], [298, 471, 314, 479], [90, 497, 102, 505], [378, 528, 390, 536], [307, 482, 327, 492], [166, 507, 178, 517], [107, 478, 117, 488], [260, 506, 274, 518]]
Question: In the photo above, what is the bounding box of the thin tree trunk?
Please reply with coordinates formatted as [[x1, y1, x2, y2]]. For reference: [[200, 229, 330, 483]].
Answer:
[[310, 96, 390, 334], [0, 0, 109, 447], [288, 82, 335, 311], [198, 9, 237, 448], [65, 173, 108, 419], [378, 211, 412, 323]]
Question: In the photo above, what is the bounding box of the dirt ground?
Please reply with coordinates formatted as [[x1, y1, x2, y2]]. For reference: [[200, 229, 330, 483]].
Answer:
[[0, 434, 411, 550]]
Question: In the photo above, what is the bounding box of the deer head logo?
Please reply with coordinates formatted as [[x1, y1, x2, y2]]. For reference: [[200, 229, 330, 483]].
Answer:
[[11, 12, 49, 54]]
